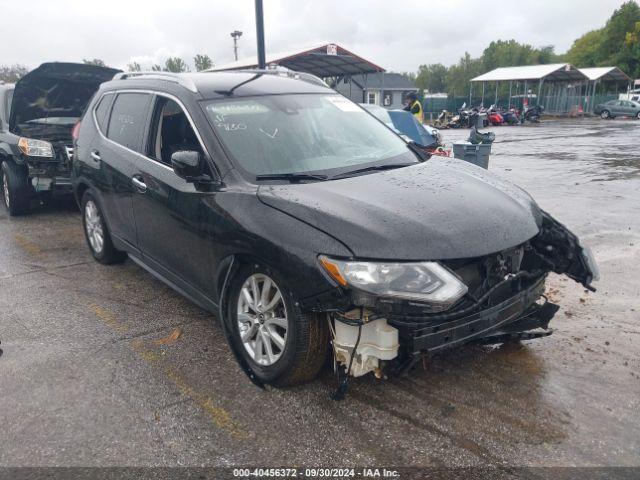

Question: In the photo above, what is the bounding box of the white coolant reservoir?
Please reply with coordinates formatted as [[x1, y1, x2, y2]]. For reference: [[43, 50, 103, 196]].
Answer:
[[333, 318, 399, 377]]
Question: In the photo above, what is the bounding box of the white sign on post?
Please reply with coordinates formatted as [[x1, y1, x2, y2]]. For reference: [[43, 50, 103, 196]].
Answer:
[[326, 44, 338, 56]]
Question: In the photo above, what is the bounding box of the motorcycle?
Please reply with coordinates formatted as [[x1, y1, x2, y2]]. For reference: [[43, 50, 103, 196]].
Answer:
[[522, 104, 545, 123], [487, 105, 504, 126], [500, 108, 520, 125], [435, 110, 452, 129], [449, 103, 477, 129]]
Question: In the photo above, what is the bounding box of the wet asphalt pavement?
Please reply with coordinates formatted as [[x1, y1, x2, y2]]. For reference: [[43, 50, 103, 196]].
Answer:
[[0, 118, 639, 468]]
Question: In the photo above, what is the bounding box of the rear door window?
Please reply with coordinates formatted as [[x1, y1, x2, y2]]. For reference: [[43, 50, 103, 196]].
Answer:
[[107, 93, 152, 153], [94, 93, 114, 133]]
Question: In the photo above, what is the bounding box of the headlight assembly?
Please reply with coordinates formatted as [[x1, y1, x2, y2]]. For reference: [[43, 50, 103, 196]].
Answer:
[[319, 256, 467, 311], [18, 137, 54, 158]]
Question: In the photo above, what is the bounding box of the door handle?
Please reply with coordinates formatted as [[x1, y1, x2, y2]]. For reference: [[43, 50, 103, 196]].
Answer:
[[90, 150, 101, 161], [132, 176, 147, 193]]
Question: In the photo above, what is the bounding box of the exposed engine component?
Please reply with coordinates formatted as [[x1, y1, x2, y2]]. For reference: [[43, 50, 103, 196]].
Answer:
[[332, 315, 399, 378]]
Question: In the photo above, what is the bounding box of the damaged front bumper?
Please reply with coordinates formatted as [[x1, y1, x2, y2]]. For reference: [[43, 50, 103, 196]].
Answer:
[[22, 143, 74, 193], [332, 274, 557, 378], [387, 275, 557, 374], [328, 211, 598, 379]]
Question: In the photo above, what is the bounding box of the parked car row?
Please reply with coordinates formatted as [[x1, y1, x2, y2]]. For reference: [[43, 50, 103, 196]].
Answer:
[[1, 64, 599, 392]]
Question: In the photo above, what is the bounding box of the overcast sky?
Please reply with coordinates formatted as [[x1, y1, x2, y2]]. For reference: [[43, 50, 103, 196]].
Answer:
[[0, 0, 629, 73]]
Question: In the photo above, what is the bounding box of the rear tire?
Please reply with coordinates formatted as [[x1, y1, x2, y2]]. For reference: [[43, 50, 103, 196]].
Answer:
[[227, 263, 328, 387], [636, 111, 640, 120], [81, 191, 127, 264], [600, 110, 610, 119]]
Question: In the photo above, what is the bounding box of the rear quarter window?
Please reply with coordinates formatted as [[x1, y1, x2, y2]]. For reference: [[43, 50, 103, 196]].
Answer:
[[107, 92, 152, 152], [94, 93, 114, 133]]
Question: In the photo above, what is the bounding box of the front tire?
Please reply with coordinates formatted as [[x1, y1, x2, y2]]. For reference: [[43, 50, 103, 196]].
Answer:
[[600, 110, 610, 119], [636, 111, 640, 120], [81, 191, 127, 264], [1, 160, 31, 216], [227, 263, 328, 386]]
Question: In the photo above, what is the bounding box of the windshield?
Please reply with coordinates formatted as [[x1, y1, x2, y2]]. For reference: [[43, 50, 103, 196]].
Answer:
[[203, 94, 415, 178]]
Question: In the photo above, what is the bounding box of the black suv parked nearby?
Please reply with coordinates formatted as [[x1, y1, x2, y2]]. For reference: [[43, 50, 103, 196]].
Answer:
[[72, 70, 598, 387], [0, 63, 118, 215]]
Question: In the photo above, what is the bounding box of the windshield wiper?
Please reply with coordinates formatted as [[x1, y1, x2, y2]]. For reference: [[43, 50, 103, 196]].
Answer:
[[255, 173, 328, 182], [407, 141, 432, 162], [330, 163, 415, 180]]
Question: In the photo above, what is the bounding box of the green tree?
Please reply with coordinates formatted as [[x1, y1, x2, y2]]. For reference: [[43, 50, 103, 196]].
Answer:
[[151, 64, 163, 71], [565, 1, 640, 77], [164, 57, 189, 73], [599, 1, 640, 59], [445, 52, 483, 96], [565, 29, 605, 66], [193, 54, 213, 71], [83, 58, 107, 67], [127, 61, 142, 72], [0, 64, 29, 82], [401, 71, 416, 83], [415, 64, 448, 93]]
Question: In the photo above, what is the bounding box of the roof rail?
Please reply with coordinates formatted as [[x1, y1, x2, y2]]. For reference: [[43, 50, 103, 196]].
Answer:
[[228, 67, 330, 88], [112, 71, 198, 93]]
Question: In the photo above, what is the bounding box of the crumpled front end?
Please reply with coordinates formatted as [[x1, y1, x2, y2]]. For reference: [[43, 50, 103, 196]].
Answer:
[[324, 211, 598, 379]]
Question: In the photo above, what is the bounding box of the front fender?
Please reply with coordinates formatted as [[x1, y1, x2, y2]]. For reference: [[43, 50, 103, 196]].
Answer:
[[531, 211, 599, 290]]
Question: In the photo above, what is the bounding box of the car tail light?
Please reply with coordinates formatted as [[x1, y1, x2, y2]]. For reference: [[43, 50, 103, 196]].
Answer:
[[72, 121, 82, 142]]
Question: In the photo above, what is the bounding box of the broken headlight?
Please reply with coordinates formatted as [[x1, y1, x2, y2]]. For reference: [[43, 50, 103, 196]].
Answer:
[[319, 256, 467, 311], [18, 137, 54, 158]]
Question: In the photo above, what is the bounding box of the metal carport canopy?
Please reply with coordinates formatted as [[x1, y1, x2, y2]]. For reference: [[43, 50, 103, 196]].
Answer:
[[471, 63, 588, 83], [207, 43, 385, 77], [578, 67, 631, 82]]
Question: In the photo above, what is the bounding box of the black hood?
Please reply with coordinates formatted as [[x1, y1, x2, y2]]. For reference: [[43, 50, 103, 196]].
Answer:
[[258, 158, 542, 260], [9, 62, 120, 138]]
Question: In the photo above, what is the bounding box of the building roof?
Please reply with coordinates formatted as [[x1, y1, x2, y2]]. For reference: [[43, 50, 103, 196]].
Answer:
[[349, 72, 417, 90], [208, 43, 385, 78], [578, 67, 631, 82], [471, 63, 588, 82]]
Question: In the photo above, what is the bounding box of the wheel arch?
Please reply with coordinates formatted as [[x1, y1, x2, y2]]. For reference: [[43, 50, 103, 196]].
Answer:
[[74, 181, 90, 207]]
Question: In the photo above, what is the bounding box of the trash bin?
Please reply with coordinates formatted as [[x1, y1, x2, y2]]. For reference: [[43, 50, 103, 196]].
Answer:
[[452, 142, 492, 169]]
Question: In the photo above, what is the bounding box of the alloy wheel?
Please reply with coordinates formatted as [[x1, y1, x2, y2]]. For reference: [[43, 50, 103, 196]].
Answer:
[[84, 200, 104, 254], [237, 273, 288, 366], [601, 111, 610, 119]]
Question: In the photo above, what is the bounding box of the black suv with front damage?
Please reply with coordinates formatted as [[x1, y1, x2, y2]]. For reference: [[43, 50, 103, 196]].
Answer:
[[0, 63, 118, 215], [72, 70, 598, 389]]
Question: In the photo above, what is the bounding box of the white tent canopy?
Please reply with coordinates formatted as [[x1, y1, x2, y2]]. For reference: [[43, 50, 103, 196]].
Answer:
[[471, 64, 588, 83], [578, 67, 631, 82]]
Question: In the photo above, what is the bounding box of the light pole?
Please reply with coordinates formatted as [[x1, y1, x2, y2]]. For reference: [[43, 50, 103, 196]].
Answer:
[[255, 0, 266, 69], [230, 30, 243, 61]]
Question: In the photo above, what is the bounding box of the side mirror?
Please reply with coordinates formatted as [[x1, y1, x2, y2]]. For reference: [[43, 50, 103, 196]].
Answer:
[[171, 150, 205, 181], [171, 151, 222, 191]]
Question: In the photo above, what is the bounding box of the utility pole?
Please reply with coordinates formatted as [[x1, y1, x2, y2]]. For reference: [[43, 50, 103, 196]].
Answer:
[[230, 30, 243, 61], [255, 0, 266, 69]]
